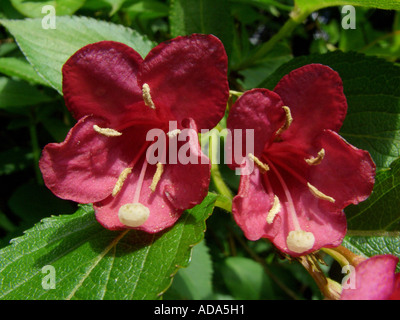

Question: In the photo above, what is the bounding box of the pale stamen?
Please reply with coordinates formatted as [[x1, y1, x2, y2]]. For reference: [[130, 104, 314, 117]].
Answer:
[[265, 159, 315, 254], [248, 153, 269, 173], [167, 129, 181, 138], [270, 158, 336, 204], [93, 125, 122, 137], [142, 83, 155, 109], [266, 160, 300, 231], [150, 162, 164, 192], [307, 183, 335, 203], [118, 158, 151, 228], [276, 106, 293, 136], [112, 168, 132, 196], [305, 148, 325, 166], [266, 195, 281, 224]]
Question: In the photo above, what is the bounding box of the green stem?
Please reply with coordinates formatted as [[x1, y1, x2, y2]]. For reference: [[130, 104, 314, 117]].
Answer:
[[233, 8, 311, 71]]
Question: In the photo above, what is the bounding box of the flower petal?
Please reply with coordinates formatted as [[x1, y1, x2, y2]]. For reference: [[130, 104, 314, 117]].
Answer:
[[94, 156, 182, 233], [39, 116, 146, 204], [259, 163, 347, 256], [159, 118, 211, 209], [232, 166, 282, 241], [140, 34, 229, 130], [226, 89, 285, 168], [308, 130, 376, 209], [341, 255, 399, 300], [62, 41, 158, 130], [274, 64, 347, 146]]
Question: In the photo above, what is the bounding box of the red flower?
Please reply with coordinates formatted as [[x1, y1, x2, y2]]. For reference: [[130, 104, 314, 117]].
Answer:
[[341, 255, 400, 300], [227, 64, 376, 256], [39, 35, 229, 232]]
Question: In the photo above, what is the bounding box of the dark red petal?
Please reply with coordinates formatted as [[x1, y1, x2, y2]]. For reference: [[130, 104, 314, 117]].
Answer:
[[259, 162, 347, 256], [341, 255, 399, 300], [140, 34, 229, 130], [232, 167, 281, 241], [226, 89, 285, 168], [94, 156, 182, 233], [39, 116, 146, 204], [159, 118, 211, 209], [308, 130, 376, 209], [62, 41, 158, 130], [274, 64, 347, 146]]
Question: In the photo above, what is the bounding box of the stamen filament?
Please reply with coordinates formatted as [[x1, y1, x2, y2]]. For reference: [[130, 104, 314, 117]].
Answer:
[[271, 158, 336, 204], [93, 125, 122, 137], [133, 158, 149, 203], [265, 159, 301, 231]]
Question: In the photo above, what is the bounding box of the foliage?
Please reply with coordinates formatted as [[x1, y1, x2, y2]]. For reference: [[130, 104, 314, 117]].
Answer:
[[0, 0, 399, 300]]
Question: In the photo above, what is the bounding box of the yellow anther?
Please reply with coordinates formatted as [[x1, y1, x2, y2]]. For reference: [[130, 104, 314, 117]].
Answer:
[[305, 148, 325, 166], [112, 168, 132, 196], [266, 195, 281, 224], [142, 83, 155, 109], [248, 153, 269, 173], [93, 125, 122, 137], [276, 106, 293, 136], [118, 203, 150, 227], [307, 182, 335, 203], [167, 129, 181, 138], [286, 230, 315, 254], [150, 162, 164, 192]]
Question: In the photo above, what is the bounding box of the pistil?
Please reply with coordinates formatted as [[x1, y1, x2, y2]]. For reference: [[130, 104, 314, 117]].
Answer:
[[266, 160, 315, 254]]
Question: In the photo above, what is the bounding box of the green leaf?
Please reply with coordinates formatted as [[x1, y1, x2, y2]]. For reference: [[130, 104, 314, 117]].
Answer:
[[0, 57, 49, 86], [342, 235, 400, 272], [169, 0, 234, 58], [163, 239, 214, 300], [0, 194, 217, 300], [346, 158, 400, 232], [0, 16, 155, 94], [261, 51, 400, 171], [10, 0, 86, 18], [295, 0, 400, 12], [221, 256, 274, 300], [0, 76, 52, 110]]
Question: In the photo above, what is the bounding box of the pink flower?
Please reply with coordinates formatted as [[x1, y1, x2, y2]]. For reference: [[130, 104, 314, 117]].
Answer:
[[227, 64, 376, 256], [39, 35, 229, 233], [341, 255, 400, 300]]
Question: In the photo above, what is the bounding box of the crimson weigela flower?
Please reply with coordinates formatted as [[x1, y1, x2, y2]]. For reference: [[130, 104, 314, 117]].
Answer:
[[227, 64, 376, 256], [40, 35, 229, 232], [341, 255, 400, 300]]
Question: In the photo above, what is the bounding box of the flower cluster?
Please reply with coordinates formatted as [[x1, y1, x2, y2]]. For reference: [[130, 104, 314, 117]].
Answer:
[[40, 35, 380, 276]]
